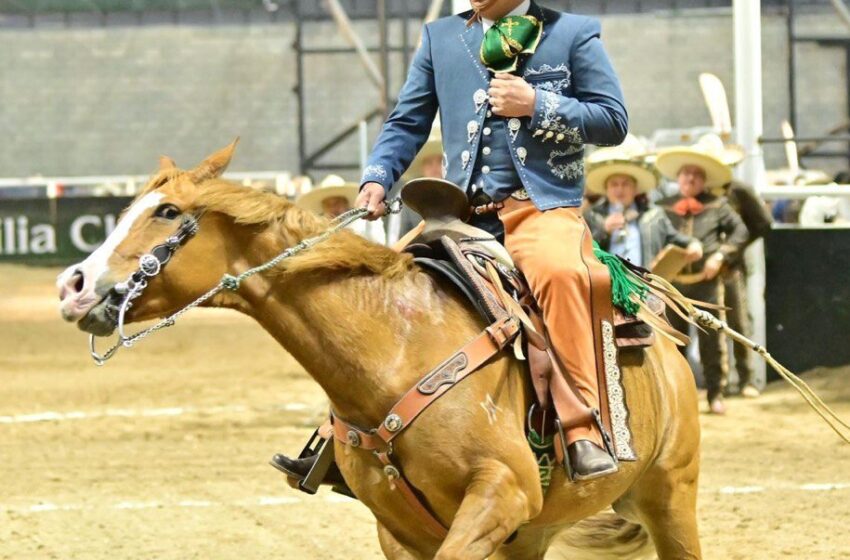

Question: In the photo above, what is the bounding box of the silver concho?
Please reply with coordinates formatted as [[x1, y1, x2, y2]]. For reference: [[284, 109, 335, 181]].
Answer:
[[346, 430, 361, 447], [508, 118, 521, 141], [383, 465, 400, 480], [138, 254, 161, 277], [384, 413, 403, 432], [473, 88, 488, 113], [516, 147, 528, 166], [467, 120, 479, 143], [461, 150, 471, 169]]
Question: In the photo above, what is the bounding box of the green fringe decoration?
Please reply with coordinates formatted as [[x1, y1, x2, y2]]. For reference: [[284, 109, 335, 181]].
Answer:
[[527, 429, 555, 491], [592, 241, 648, 317]]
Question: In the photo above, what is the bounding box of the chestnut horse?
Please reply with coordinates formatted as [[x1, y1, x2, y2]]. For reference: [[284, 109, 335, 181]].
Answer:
[[58, 144, 702, 559]]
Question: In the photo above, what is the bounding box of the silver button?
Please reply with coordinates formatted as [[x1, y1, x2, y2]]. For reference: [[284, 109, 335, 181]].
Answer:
[[483, 127, 492, 136], [482, 165, 491, 174], [487, 110, 493, 118], [482, 147, 492, 156]]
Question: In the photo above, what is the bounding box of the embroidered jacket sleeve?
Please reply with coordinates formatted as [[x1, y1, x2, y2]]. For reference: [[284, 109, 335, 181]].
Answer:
[[360, 25, 439, 192], [527, 18, 628, 146]]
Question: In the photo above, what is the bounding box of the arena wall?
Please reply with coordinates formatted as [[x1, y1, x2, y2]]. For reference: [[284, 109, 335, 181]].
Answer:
[[0, 9, 846, 178]]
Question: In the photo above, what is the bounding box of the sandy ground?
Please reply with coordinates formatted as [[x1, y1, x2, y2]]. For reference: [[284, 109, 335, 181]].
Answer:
[[1, 264, 849, 559]]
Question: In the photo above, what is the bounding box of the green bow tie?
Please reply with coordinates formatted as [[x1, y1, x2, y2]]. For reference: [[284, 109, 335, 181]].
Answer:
[[479, 15, 543, 73]]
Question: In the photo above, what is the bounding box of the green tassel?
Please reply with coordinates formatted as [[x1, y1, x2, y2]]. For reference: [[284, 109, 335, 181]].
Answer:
[[592, 241, 647, 317]]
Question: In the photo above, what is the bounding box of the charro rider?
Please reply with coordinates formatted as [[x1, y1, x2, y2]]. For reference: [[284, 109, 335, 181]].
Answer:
[[655, 137, 749, 415], [273, 0, 628, 484]]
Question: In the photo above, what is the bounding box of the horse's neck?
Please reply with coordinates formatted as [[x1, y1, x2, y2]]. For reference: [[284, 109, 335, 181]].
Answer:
[[236, 233, 479, 426]]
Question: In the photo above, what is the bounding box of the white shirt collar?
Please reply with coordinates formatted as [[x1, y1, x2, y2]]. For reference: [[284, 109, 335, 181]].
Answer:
[[481, 0, 531, 33]]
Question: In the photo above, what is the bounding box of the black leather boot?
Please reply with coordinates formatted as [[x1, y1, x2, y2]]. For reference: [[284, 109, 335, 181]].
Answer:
[[270, 452, 356, 499], [568, 440, 619, 481]]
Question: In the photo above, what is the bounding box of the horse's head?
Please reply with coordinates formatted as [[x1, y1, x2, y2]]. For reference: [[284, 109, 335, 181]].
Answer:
[[57, 141, 243, 336]]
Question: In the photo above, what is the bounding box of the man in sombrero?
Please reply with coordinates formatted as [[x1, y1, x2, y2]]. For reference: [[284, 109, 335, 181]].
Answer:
[[655, 137, 749, 415], [273, 0, 628, 485], [296, 174, 387, 245], [584, 135, 703, 269]]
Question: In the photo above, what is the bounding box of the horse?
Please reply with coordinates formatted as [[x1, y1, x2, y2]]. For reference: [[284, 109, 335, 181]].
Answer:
[[57, 143, 702, 559]]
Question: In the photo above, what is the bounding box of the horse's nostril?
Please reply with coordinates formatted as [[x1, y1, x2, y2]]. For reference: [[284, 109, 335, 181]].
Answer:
[[73, 271, 84, 293]]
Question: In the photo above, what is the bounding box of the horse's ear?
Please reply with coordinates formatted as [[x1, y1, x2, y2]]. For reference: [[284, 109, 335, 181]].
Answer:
[[189, 138, 240, 183], [159, 155, 177, 171]]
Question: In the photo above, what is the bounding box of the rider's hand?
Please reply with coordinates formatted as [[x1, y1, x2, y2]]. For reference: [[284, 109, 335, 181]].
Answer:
[[603, 214, 626, 234], [355, 182, 386, 221], [703, 253, 724, 280], [684, 241, 704, 263], [489, 73, 536, 118]]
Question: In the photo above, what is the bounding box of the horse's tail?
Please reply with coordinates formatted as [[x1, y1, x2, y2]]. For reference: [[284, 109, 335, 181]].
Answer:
[[547, 510, 653, 560]]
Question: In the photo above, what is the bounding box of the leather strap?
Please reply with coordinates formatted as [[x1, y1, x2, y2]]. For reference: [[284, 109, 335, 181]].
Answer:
[[375, 452, 449, 539], [329, 315, 520, 541], [331, 316, 521, 450]]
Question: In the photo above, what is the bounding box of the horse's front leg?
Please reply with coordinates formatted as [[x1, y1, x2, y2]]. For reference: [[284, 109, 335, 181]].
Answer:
[[435, 458, 543, 560]]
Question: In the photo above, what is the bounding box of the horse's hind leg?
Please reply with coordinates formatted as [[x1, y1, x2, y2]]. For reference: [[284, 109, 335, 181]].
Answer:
[[434, 459, 543, 560], [619, 458, 702, 560]]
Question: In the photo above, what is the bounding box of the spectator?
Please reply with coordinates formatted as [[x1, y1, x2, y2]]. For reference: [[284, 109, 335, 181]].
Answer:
[[655, 137, 749, 415], [296, 175, 387, 245], [584, 136, 702, 269]]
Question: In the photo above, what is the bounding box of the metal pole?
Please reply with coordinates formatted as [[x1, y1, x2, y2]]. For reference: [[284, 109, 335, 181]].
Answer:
[[378, 0, 390, 115], [787, 0, 798, 131], [294, 0, 307, 174], [734, 0, 767, 388]]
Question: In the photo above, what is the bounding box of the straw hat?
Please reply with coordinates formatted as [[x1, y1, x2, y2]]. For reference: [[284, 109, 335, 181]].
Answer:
[[697, 133, 745, 167], [655, 134, 734, 188], [295, 174, 359, 215], [407, 121, 443, 178], [585, 135, 658, 195]]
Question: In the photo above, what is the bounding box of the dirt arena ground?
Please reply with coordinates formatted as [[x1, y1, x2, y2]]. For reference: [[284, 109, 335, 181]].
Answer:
[[2, 264, 849, 559]]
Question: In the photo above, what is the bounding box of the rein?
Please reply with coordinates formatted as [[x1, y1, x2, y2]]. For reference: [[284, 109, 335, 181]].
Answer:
[[89, 203, 396, 365]]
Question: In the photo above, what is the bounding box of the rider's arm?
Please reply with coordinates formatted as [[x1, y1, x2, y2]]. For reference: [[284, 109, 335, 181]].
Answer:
[[716, 202, 750, 262], [360, 25, 439, 193], [527, 17, 628, 147]]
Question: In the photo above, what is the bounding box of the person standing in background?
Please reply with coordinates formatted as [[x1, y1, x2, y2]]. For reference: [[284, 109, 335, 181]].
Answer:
[[584, 136, 702, 269], [707, 135, 773, 398], [656, 138, 748, 415]]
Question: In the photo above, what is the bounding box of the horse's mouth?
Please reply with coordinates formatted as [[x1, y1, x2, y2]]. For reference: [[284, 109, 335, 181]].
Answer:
[[76, 291, 123, 337]]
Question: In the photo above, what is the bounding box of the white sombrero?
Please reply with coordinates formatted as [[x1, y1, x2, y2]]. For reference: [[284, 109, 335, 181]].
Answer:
[[585, 135, 658, 195], [655, 134, 734, 189], [295, 174, 359, 215]]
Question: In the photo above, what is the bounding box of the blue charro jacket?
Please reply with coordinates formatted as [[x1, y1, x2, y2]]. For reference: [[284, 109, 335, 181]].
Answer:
[[360, 2, 628, 210]]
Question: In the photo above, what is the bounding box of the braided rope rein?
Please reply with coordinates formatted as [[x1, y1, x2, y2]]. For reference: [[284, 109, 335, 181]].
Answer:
[[89, 204, 389, 365]]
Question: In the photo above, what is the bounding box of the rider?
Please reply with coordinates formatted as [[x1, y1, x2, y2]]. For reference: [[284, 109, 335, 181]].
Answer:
[[273, 0, 628, 484]]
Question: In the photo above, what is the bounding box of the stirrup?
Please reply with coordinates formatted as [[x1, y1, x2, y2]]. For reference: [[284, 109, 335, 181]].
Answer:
[[555, 410, 618, 482], [297, 429, 336, 495]]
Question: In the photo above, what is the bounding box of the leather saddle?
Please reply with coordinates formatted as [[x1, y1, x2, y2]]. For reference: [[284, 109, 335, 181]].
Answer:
[[399, 178, 658, 350]]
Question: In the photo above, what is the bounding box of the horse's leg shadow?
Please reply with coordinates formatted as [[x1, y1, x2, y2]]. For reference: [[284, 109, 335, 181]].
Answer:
[[433, 458, 543, 560], [377, 522, 424, 560]]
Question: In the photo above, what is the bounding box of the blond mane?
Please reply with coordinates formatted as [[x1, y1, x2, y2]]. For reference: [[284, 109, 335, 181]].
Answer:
[[139, 172, 413, 279]]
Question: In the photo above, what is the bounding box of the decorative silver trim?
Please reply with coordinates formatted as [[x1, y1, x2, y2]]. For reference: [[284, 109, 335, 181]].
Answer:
[[461, 150, 471, 169], [346, 430, 361, 447], [363, 164, 388, 181], [546, 147, 584, 180], [516, 147, 527, 166], [523, 63, 571, 92], [602, 320, 637, 461], [467, 120, 479, 143], [384, 413, 403, 433], [508, 118, 521, 142], [474, 88, 488, 113]]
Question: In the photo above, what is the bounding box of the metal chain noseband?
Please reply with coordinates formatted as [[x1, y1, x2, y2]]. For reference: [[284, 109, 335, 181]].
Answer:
[[89, 199, 401, 365]]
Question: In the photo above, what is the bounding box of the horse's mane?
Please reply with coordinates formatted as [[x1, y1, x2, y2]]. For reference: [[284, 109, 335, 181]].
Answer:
[[138, 171, 413, 279]]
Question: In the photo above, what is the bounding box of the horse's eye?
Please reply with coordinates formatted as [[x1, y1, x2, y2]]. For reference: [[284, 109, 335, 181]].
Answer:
[[154, 203, 181, 220]]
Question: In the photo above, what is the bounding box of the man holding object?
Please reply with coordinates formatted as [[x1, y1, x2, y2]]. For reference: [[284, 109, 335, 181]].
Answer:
[[275, 0, 629, 484]]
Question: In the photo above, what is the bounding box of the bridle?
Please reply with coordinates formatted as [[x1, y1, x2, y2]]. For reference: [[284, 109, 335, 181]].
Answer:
[[89, 201, 399, 366]]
